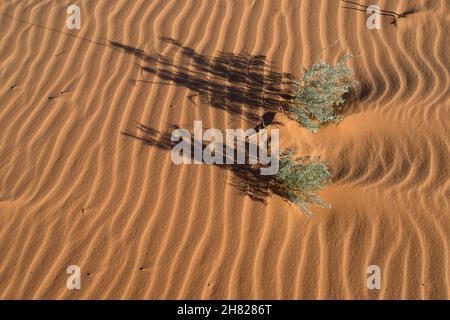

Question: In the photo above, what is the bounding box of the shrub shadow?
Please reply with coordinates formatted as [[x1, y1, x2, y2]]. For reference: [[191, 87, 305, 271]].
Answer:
[[110, 37, 297, 122], [122, 122, 285, 205]]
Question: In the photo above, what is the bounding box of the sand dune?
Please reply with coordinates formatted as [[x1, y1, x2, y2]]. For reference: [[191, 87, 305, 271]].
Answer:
[[0, 0, 449, 299]]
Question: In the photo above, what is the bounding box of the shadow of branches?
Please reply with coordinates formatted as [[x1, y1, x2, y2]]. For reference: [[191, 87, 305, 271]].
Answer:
[[116, 37, 301, 205], [110, 37, 296, 122], [122, 121, 286, 205]]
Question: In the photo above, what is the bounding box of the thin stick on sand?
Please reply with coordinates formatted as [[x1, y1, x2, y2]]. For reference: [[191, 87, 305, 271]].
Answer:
[[341, 0, 404, 18]]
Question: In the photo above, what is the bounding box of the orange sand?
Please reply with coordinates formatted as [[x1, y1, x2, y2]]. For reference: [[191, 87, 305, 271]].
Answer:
[[0, 0, 449, 299]]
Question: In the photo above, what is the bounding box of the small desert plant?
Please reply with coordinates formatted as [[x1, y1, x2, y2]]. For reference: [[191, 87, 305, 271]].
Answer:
[[291, 53, 358, 132], [276, 150, 331, 217]]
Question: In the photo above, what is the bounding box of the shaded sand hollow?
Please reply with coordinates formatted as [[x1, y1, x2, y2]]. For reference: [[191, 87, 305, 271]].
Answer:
[[0, 0, 449, 299]]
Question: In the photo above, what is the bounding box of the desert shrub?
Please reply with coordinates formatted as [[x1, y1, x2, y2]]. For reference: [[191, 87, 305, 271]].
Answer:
[[276, 150, 331, 217], [291, 53, 358, 132]]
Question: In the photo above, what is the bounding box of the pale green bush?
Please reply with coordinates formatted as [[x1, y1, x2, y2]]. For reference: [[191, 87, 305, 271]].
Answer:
[[276, 150, 331, 217], [291, 54, 358, 132]]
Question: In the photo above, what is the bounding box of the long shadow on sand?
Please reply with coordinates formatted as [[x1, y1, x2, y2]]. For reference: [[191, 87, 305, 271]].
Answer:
[[122, 122, 284, 205], [110, 37, 297, 122], [116, 37, 299, 204]]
